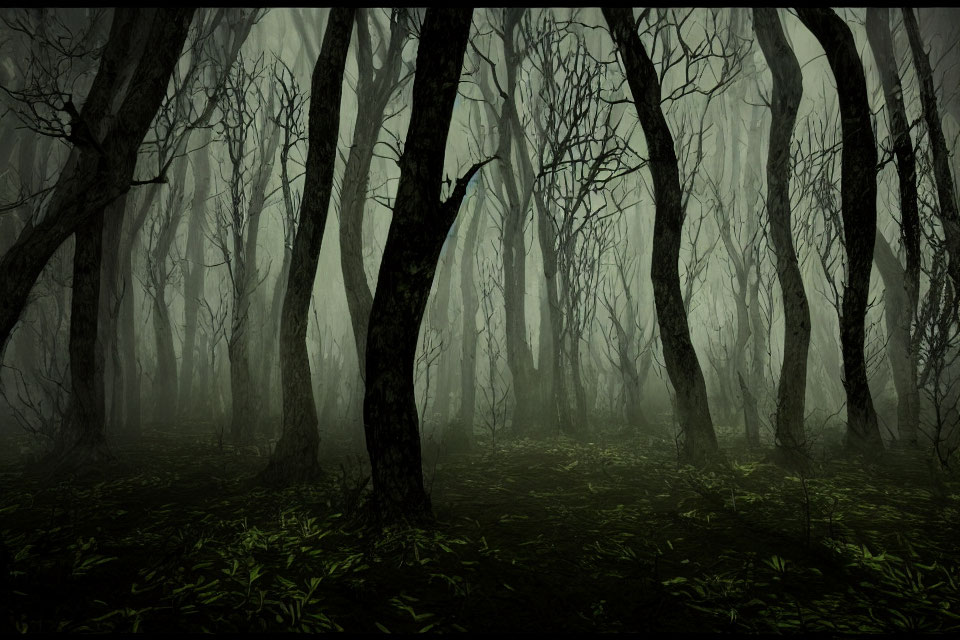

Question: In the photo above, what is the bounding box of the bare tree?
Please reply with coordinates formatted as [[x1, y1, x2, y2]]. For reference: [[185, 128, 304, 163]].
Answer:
[[795, 8, 884, 455], [363, 8, 487, 522], [603, 7, 726, 464], [754, 7, 811, 467], [260, 7, 355, 486]]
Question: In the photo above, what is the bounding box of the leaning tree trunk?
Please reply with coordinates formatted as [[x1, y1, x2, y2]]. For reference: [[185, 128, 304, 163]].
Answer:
[[796, 8, 883, 455], [260, 7, 355, 487], [754, 7, 812, 468], [0, 9, 194, 351], [603, 7, 718, 464], [363, 7, 484, 523], [903, 8, 960, 294], [866, 7, 921, 447]]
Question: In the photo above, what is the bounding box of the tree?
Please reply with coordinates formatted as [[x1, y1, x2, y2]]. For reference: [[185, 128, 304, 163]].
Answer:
[[903, 8, 960, 294], [0, 9, 195, 350], [866, 8, 921, 447], [795, 8, 883, 455], [603, 7, 718, 464], [363, 7, 488, 522], [754, 8, 811, 467], [260, 7, 355, 486]]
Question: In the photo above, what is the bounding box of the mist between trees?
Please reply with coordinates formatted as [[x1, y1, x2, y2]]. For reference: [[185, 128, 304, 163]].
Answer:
[[1, 7, 959, 521]]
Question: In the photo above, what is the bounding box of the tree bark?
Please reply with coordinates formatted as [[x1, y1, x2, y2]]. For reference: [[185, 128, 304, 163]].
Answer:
[[866, 7, 921, 447], [0, 9, 195, 350], [795, 8, 883, 455], [754, 7, 812, 467], [363, 7, 480, 522], [260, 7, 355, 486], [60, 211, 110, 466], [903, 8, 960, 294], [603, 7, 718, 464]]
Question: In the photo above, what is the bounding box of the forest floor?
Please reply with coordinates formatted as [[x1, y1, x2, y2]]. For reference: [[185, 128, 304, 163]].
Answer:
[[1, 427, 960, 633]]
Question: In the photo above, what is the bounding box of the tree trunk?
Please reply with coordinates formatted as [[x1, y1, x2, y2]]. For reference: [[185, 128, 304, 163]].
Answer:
[[737, 372, 760, 448], [0, 9, 194, 350], [903, 8, 960, 293], [363, 7, 479, 522], [58, 211, 111, 469], [603, 7, 718, 464], [866, 8, 921, 447], [754, 7, 812, 467], [260, 7, 355, 486], [178, 127, 212, 419], [450, 177, 486, 452], [478, 10, 540, 438], [795, 8, 883, 455], [339, 9, 408, 390]]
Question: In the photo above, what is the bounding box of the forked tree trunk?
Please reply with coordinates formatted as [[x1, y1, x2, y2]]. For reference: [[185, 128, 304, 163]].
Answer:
[[0, 9, 194, 350], [363, 7, 482, 522]]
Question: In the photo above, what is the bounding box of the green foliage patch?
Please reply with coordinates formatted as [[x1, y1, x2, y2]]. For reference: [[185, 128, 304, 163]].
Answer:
[[1, 431, 959, 632]]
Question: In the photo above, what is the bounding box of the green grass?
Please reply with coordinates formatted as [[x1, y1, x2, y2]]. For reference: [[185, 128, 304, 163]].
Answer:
[[1, 428, 959, 632]]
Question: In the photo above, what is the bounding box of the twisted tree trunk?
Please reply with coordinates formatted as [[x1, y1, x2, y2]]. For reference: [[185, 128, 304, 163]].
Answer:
[[795, 8, 883, 455], [754, 7, 811, 467], [603, 7, 718, 464]]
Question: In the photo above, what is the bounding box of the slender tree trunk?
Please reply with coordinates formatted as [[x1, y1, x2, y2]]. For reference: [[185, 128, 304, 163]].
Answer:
[[866, 8, 921, 446], [754, 8, 812, 467], [260, 7, 355, 486], [451, 177, 486, 452], [178, 127, 212, 418], [339, 10, 408, 392], [363, 7, 481, 522], [903, 8, 960, 293], [796, 8, 883, 455], [604, 7, 718, 464], [0, 9, 194, 350]]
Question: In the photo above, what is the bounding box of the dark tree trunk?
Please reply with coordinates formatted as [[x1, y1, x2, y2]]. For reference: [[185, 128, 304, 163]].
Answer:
[[99, 194, 129, 434], [61, 211, 110, 467], [363, 7, 481, 522], [737, 372, 760, 448], [754, 8, 812, 467], [0, 9, 194, 350], [603, 7, 718, 464], [866, 7, 921, 446], [795, 8, 883, 455], [903, 9, 960, 293], [260, 7, 355, 486]]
